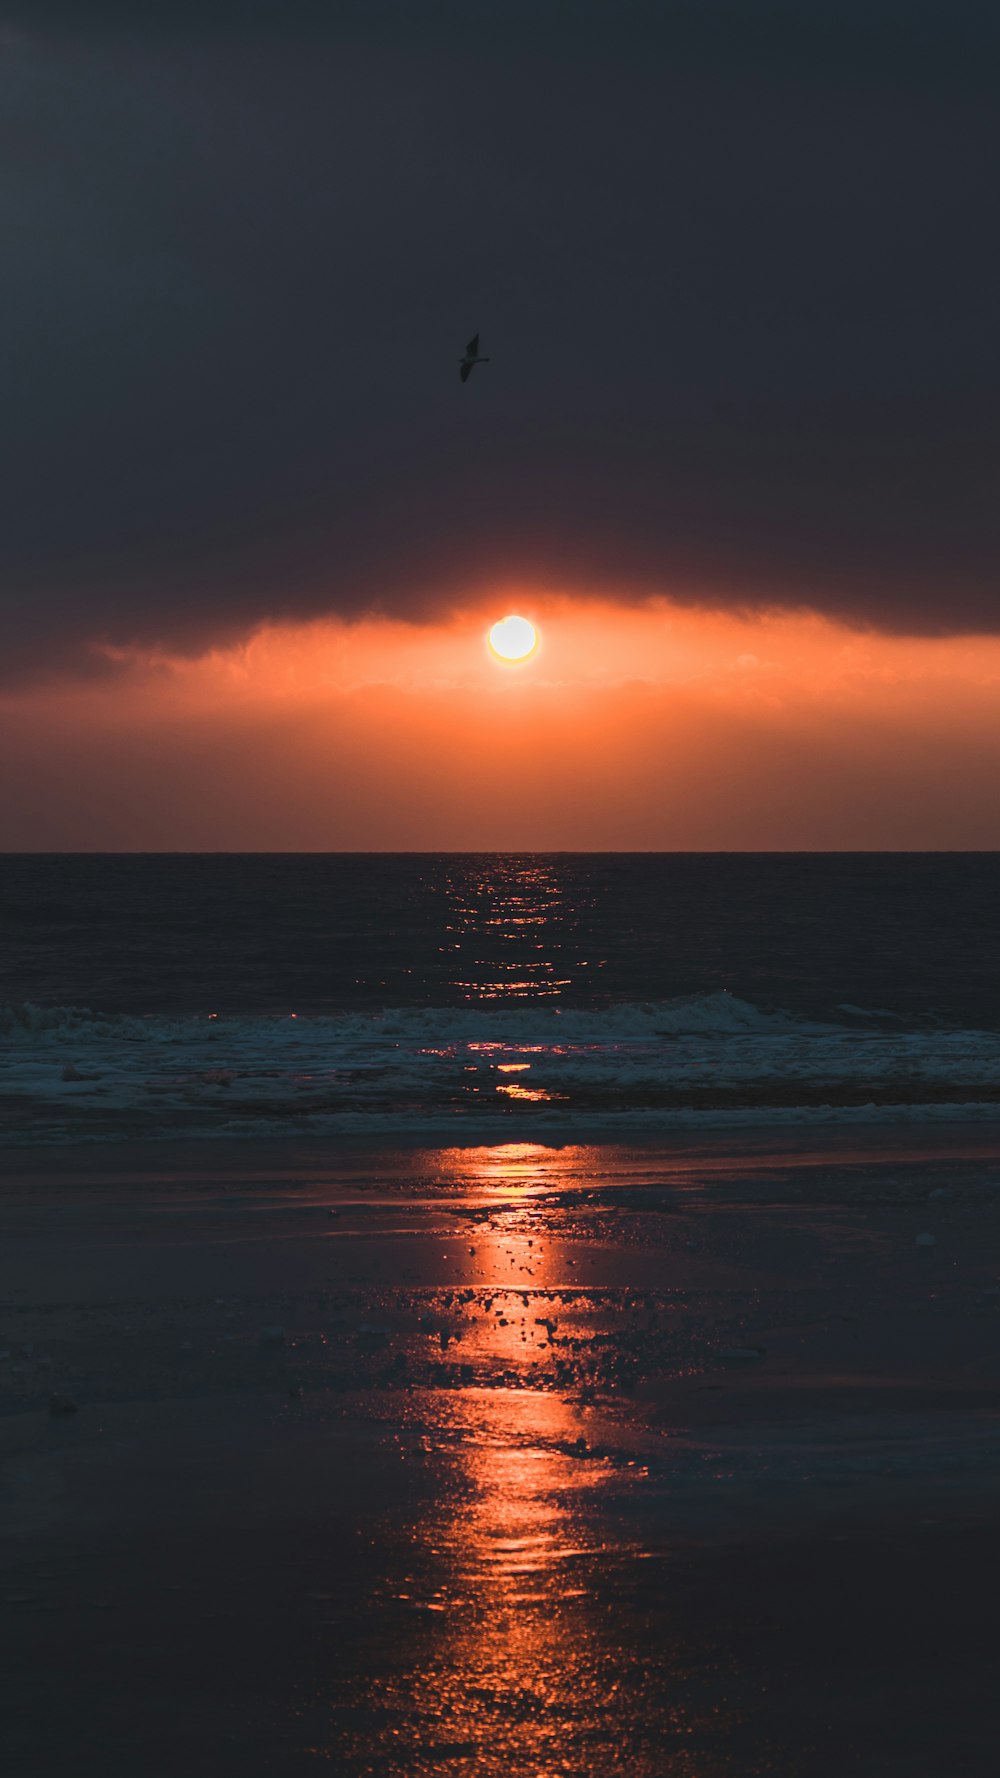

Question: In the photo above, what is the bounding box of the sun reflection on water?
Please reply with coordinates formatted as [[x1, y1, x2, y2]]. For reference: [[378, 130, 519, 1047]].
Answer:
[[315, 1142, 736, 1771], [431, 1142, 592, 1200], [439, 857, 591, 1002], [338, 1210, 647, 1770]]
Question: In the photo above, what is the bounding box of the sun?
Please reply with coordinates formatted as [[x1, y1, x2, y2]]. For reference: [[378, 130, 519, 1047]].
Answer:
[[488, 614, 539, 663]]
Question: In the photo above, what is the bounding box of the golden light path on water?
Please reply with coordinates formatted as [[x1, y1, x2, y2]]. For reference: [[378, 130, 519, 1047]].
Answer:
[[317, 851, 734, 1767], [441, 855, 582, 1003], [329, 1142, 727, 1774]]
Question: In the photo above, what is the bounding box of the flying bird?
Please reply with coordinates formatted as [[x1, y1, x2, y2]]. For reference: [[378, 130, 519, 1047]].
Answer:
[[459, 334, 489, 383]]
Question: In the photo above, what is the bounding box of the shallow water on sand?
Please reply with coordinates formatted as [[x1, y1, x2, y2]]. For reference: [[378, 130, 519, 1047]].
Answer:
[[2, 1130, 1000, 1774]]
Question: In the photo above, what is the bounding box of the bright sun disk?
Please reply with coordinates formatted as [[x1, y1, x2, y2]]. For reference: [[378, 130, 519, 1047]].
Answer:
[[488, 614, 538, 662]]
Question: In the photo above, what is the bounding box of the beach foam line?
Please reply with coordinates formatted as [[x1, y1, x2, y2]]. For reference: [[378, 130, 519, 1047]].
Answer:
[[5, 990, 1000, 1145]]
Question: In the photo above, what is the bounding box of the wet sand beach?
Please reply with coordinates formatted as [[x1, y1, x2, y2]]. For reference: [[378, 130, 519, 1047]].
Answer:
[[3, 1128, 1000, 1775]]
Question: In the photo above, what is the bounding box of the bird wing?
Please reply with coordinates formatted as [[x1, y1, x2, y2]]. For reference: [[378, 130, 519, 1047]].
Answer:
[[465, 334, 479, 356], [460, 361, 473, 382]]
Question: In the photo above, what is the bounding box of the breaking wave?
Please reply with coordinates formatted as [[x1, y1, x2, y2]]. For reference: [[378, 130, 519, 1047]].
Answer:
[[0, 990, 819, 1043], [3, 991, 1000, 1145]]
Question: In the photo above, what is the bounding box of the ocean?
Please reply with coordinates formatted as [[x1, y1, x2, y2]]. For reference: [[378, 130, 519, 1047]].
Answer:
[[6, 855, 1000, 1777], [3, 852, 1000, 1143]]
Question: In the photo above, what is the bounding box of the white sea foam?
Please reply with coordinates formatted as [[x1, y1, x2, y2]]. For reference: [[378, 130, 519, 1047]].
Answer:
[[3, 991, 1000, 1145]]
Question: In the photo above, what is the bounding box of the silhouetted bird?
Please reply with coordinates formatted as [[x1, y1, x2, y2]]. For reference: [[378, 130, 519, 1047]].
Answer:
[[459, 334, 489, 383]]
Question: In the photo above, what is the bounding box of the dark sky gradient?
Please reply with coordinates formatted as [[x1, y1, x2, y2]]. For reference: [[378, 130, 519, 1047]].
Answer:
[[2, 1, 998, 683]]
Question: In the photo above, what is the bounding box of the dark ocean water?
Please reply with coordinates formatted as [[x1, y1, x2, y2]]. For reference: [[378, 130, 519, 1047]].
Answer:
[[2, 852, 999, 1025], [4, 855, 1000, 1142]]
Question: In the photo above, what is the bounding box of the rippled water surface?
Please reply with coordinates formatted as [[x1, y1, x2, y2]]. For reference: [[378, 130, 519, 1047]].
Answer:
[[3, 852, 1000, 1023]]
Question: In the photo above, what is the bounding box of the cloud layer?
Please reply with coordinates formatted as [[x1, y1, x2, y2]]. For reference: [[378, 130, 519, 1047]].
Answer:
[[1, 3, 998, 684]]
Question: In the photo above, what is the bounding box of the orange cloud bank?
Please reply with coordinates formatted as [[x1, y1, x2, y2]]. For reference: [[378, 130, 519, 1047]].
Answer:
[[2, 598, 1000, 848]]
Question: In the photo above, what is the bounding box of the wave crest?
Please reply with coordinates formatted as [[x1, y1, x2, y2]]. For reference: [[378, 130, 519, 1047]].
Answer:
[[0, 1001, 155, 1037], [0, 990, 833, 1050]]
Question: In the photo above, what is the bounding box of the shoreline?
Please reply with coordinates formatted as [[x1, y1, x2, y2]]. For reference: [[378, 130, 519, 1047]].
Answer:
[[6, 1093, 1000, 1152], [4, 1113, 1000, 1182]]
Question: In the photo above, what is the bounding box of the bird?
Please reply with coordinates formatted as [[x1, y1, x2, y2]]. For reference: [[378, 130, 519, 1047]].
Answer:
[[459, 333, 489, 383]]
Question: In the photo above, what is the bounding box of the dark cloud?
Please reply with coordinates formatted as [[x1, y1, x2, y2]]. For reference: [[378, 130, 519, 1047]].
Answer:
[[1, 4, 998, 683], [6, 2, 998, 84]]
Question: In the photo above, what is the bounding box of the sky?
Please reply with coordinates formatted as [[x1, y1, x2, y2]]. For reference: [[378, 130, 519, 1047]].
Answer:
[[1, 2, 999, 847]]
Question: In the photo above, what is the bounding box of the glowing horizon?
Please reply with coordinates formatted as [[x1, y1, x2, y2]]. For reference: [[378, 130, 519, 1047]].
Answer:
[[3, 594, 1000, 850]]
